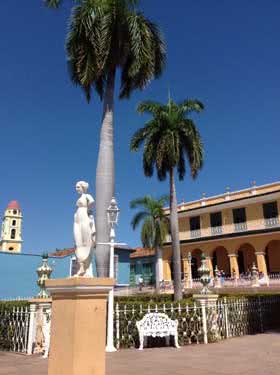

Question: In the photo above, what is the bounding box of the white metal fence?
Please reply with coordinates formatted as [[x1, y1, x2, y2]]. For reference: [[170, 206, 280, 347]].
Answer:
[[113, 295, 280, 349], [0, 302, 51, 355], [1, 295, 280, 354], [0, 306, 30, 353]]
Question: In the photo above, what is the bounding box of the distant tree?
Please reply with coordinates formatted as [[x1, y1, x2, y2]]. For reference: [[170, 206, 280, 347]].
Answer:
[[45, 0, 166, 276], [131, 98, 204, 300], [130, 195, 169, 293]]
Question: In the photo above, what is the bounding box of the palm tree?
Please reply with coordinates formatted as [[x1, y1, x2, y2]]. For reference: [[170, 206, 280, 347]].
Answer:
[[130, 195, 169, 293], [45, 0, 166, 276], [130, 98, 204, 300]]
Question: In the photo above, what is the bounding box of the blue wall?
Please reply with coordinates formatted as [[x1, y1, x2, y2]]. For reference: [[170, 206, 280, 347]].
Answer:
[[91, 248, 132, 286], [0, 247, 132, 299], [115, 249, 132, 286], [0, 252, 71, 299]]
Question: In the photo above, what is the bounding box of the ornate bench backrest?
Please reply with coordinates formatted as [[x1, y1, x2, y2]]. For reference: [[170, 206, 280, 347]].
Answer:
[[136, 313, 178, 332]]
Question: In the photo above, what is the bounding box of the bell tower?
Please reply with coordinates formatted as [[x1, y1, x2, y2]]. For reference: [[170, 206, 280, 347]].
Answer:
[[0, 201, 23, 252]]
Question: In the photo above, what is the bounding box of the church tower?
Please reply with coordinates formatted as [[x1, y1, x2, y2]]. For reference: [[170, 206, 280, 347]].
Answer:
[[0, 201, 23, 252]]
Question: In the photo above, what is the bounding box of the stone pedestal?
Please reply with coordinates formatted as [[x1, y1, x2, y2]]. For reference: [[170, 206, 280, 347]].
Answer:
[[27, 298, 52, 355], [46, 277, 114, 375], [193, 294, 219, 308], [193, 294, 219, 344]]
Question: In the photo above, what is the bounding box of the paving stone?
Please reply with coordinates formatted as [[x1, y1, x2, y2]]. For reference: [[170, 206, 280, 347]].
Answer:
[[0, 332, 279, 375]]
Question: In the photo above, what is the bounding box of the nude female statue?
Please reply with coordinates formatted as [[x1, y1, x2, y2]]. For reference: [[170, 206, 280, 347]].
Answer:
[[73, 181, 96, 276]]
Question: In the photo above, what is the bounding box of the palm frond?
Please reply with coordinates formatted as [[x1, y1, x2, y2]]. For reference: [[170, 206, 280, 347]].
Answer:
[[119, 12, 166, 98], [180, 119, 204, 178], [45, 0, 62, 8], [137, 100, 164, 115], [130, 211, 149, 230], [130, 196, 151, 209], [179, 99, 204, 115], [141, 218, 154, 248]]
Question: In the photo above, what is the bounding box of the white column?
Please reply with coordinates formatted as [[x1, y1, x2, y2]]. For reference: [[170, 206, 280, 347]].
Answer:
[[106, 226, 117, 352], [157, 248, 164, 282], [27, 304, 36, 355]]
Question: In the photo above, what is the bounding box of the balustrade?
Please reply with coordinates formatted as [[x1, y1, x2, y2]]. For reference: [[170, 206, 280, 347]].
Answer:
[[264, 217, 279, 227], [234, 222, 247, 232], [211, 226, 223, 235], [190, 229, 201, 238]]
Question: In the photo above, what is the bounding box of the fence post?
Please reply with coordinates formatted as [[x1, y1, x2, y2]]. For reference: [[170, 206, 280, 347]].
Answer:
[[201, 301, 208, 344], [27, 304, 36, 355], [223, 297, 229, 338], [258, 296, 264, 333], [115, 303, 120, 350]]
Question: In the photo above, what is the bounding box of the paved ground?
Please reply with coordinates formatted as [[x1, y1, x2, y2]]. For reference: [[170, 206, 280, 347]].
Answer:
[[1, 332, 279, 375]]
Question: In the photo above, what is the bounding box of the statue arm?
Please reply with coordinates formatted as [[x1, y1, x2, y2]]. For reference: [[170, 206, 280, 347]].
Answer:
[[86, 194, 95, 209]]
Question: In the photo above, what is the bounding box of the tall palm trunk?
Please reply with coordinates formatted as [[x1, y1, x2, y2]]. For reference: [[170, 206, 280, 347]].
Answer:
[[169, 167, 183, 301], [155, 245, 163, 294], [95, 70, 116, 277]]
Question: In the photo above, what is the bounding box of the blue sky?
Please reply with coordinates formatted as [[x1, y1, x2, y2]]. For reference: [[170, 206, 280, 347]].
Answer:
[[0, 0, 280, 253]]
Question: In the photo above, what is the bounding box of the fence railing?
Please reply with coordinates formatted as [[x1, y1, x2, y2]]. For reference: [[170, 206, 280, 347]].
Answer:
[[1, 295, 280, 353], [113, 295, 280, 349], [0, 306, 30, 353], [0, 301, 51, 356]]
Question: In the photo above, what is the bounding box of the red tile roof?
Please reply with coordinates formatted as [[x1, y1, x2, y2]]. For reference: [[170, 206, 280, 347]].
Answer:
[[7, 200, 20, 210], [130, 247, 155, 258], [49, 248, 75, 257]]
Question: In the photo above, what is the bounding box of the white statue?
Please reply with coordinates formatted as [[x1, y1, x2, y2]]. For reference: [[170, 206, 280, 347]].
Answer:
[[73, 181, 96, 276]]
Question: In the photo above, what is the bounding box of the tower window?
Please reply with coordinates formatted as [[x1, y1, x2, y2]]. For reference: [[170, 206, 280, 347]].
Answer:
[[13, 210, 17, 215], [12, 220, 16, 226], [11, 229, 16, 239], [9, 247, 14, 251]]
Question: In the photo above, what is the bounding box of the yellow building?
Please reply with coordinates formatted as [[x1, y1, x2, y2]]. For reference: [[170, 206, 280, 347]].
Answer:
[[0, 201, 23, 252], [163, 181, 280, 280]]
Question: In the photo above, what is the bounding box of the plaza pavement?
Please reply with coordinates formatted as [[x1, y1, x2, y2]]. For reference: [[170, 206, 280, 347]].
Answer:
[[0, 332, 279, 375]]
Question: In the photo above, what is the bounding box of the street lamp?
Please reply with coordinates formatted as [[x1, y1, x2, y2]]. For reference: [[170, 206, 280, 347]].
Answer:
[[105, 197, 120, 352], [107, 197, 120, 280]]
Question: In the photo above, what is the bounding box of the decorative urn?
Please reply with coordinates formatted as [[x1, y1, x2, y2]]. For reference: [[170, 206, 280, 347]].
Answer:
[[37, 253, 53, 298], [198, 253, 211, 294]]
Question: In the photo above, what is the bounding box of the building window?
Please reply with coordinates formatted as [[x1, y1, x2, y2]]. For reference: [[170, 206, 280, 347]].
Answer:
[[114, 255, 119, 281], [142, 262, 154, 285], [190, 216, 201, 237], [8, 247, 14, 251], [210, 212, 222, 235], [263, 201, 279, 227], [12, 220, 16, 226], [232, 208, 247, 231], [13, 210, 17, 215], [11, 229, 16, 239], [70, 257, 78, 276]]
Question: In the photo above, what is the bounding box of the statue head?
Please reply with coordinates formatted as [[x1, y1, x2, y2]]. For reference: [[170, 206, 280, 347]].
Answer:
[[76, 181, 89, 194]]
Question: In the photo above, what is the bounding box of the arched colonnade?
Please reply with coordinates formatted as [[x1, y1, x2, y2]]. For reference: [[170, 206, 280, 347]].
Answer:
[[177, 236, 280, 279]]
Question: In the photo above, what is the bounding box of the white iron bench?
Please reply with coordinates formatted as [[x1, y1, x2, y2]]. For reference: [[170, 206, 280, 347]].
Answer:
[[136, 313, 180, 350]]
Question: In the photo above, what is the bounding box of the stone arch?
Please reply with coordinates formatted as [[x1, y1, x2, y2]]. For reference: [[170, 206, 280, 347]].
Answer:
[[265, 240, 280, 273], [236, 243, 256, 275], [212, 246, 230, 276], [191, 248, 202, 279]]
